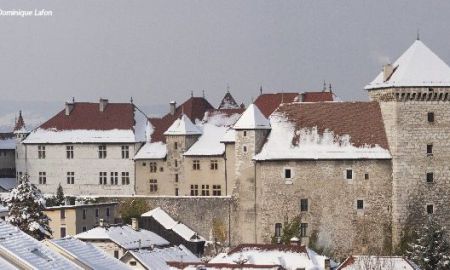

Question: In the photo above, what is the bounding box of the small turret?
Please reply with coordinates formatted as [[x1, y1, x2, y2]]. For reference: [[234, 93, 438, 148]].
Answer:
[[13, 111, 28, 139]]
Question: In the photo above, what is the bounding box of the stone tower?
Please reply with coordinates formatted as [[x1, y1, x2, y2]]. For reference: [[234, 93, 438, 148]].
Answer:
[[366, 40, 450, 247], [232, 104, 271, 244]]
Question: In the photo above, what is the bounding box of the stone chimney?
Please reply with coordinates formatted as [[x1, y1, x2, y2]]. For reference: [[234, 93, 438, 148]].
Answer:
[[324, 258, 331, 270], [290, 236, 300, 246], [383, 64, 394, 82], [99, 218, 104, 227], [65, 102, 74, 116], [169, 101, 176, 115], [99, 98, 108, 112], [131, 218, 139, 230]]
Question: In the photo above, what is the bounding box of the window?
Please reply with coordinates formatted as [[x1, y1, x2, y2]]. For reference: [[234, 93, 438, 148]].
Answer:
[[210, 160, 218, 170], [174, 159, 178, 167], [121, 145, 129, 159], [121, 172, 130, 185], [243, 131, 247, 137], [66, 145, 73, 159], [212, 185, 221, 196], [427, 204, 434, 214], [159, 167, 164, 172], [201, 185, 210, 196], [99, 172, 107, 185], [364, 173, 369, 180], [300, 223, 308, 237], [357, 200, 364, 210], [106, 207, 110, 217], [38, 145, 46, 159], [67, 172, 74, 184], [98, 145, 107, 159], [82, 209, 86, 219], [428, 112, 435, 123], [142, 162, 146, 166], [175, 174, 179, 182], [130, 261, 137, 266], [150, 162, 157, 173], [82, 226, 87, 232], [275, 223, 282, 237], [426, 172, 434, 183], [243, 145, 247, 152], [174, 142, 178, 150], [300, 199, 308, 212], [114, 250, 119, 259], [60, 209, 65, 219], [346, 169, 353, 180], [110, 172, 118, 185], [39, 172, 46, 184], [193, 160, 200, 170], [427, 144, 433, 156], [175, 188, 179, 196], [60, 227, 66, 238], [150, 179, 158, 192], [190, 185, 199, 196], [284, 168, 292, 179], [95, 209, 99, 218]]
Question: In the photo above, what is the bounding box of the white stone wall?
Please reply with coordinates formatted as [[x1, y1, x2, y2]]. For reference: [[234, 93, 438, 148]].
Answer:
[[16, 143, 136, 195]]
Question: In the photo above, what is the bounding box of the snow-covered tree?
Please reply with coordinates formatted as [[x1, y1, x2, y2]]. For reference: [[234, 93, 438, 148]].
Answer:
[[408, 218, 450, 270], [5, 175, 52, 240], [56, 183, 65, 205]]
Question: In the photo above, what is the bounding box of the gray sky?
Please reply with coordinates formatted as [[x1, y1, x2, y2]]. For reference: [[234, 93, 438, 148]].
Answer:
[[1, 0, 450, 129]]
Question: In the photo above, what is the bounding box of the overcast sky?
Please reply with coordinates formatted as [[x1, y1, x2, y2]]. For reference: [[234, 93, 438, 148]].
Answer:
[[1, 0, 450, 130]]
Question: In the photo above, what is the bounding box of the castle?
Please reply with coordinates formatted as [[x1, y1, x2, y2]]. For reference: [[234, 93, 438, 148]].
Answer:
[[9, 39, 450, 258]]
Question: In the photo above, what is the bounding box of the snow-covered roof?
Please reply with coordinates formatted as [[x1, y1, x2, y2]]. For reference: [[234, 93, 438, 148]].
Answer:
[[233, 104, 270, 130], [125, 245, 200, 270], [0, 256, 18, 270], [0, 178, 17, 191], [50, 237, 130, 270], [0, 138, 15, 150], [0, 221, 80, 269], [164, 115, 202, 136], [141, 207, 205, 242], [365, 40, 450, 89], [184, 124, 227, 156], [134, 142, 167, 160], [337, 256, 420, 270], [210, 244, 336, 270], [220, 128, 236, 143], [75, 224, 169, 250], [23, 129, 136, 144]]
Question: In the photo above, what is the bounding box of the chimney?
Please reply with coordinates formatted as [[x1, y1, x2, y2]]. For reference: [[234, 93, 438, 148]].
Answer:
[[383, 64, 394, 82], [99, 218, 104, 227], [131, 218, 139, 230], [324, 258, 331, 270], [65, 102, 74, 116], [169, 101, 176, 115], [290, 236, 300, 246], [99, 98, 108, 112]]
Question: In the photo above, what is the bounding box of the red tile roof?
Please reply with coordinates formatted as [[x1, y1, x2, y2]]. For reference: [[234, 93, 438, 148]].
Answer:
[[39, 102, 135, 130], [276, 102, 389, 149], [300, 91, 334, 102], [148, 97, 214, 142], [254, 93, 299, 118], [228, 244, 308, 255]]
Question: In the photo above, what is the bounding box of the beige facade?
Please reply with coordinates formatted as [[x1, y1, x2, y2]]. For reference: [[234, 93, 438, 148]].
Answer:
[[135, 159, 171, 195], [44, 203, 117, 239]]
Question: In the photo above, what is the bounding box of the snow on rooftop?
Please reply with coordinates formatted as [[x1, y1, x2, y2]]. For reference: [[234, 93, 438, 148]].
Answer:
[[254, 114, 391, 160], [141, 207, 204, 242], [233, 104, 270, 130], [23, 128, 136, 144], [210, 245, 335, 270], [365, 40, 450, 89], [51, 237, 129, 270], [164, 115, 202, 136], [0, 221, 79, 270], [134, 142, 167, 160], [128, 245, 200, 270], [184, 124, 227, 156], [0, 178, 17, 191], [0, 256, 18, 270], [75, 224, 169, 249], [0, 138, 15, 150], [338, 256, 420, 270], [220, 128, 236, 143]]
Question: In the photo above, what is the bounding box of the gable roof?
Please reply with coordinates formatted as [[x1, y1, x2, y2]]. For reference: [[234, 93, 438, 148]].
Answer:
[[233, 104, 271, 130], [366, 40, 450, 89], [255, 102, 391, 160], [337, 256, 420, 270], [49, 237, 129, 270], [149, 97, 214, 142], [0, 221, 80, 270], [254, 93, 299, 118], [164, 115, 202, 136], [134, 142, 167, 160]]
